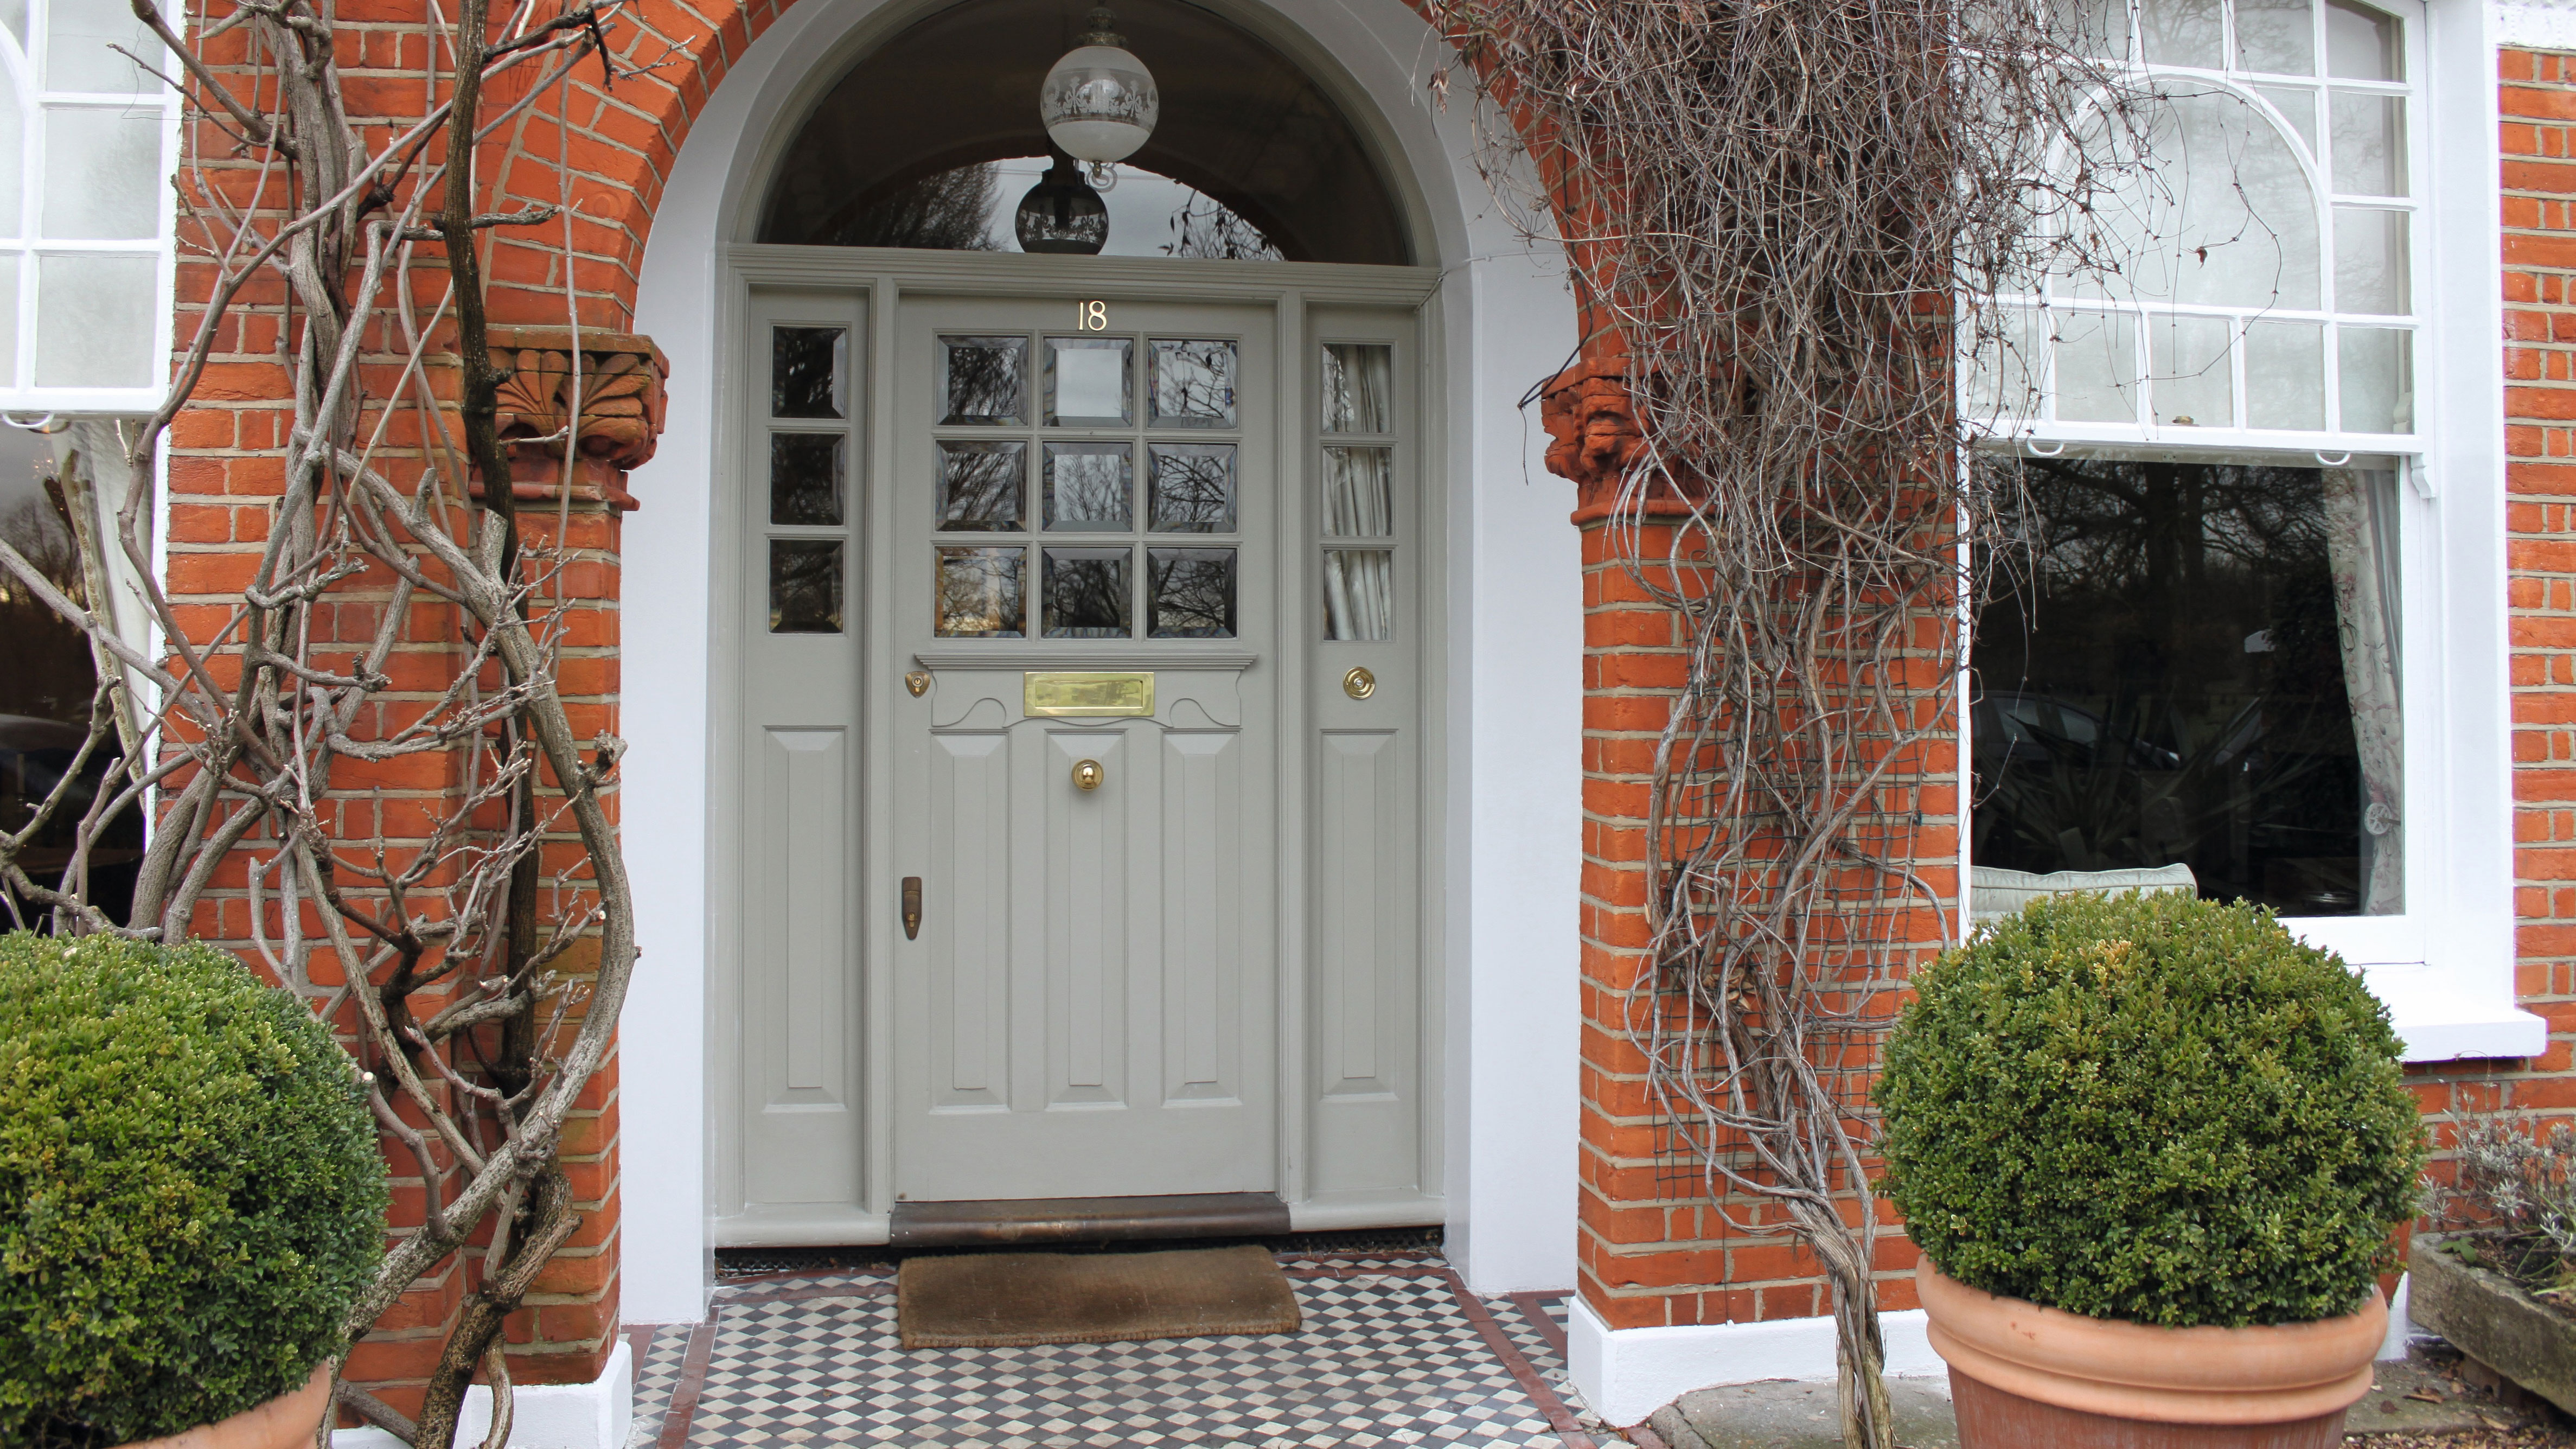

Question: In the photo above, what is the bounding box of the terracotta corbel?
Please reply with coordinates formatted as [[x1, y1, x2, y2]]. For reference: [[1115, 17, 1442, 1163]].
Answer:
[[441, 328, 669, 512]]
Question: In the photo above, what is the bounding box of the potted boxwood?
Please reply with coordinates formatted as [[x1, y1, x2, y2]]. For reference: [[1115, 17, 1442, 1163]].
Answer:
[[1876, 891, 2425, 1448], [1, 931, 388, 1449]]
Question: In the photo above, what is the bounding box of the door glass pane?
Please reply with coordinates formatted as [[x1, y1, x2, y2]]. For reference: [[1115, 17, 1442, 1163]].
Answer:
[[2245, 320, 2326, 429], [1323, 343, 1394, 432], [769, 539, 844, 633], [769, 433, 845, 525], [2337, 326, 2412, 432], [2150, 315, 2233, 428], [41, 107, 157, 238], [2325, 0, 2400, 80], [1148, 443, 1236, 532], [1321, 445, 1393, 537], [1046, 336, 1132, 426], [1042, 547, 1131, 637], [937, 440, 1025, 531], [1147, 547, 1236, 637], [1149, 339, 1238, 428], [2138, 0, 2222, 68], [771, 326, 846, 418], [1323, 549, 1392, 641], [2332, 207, 2408, 314], [936, 546, 1026, 637], [2236, 0, 2315, 74], [941, 335, 1026, 425], [34, 253, 150, 386], [2053, 311, 2140, 423], [2329, 92, 2406, 195], [1044, 442, 1131, 530]]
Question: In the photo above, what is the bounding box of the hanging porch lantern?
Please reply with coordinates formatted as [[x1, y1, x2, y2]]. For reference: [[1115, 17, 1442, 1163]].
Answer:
[[1014, 154, 1110, 254], [1039, 6, 1158, 189]]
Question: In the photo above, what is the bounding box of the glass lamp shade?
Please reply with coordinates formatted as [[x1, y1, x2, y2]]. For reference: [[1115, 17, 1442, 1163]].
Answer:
[[1015, 159, 1110, 254], [1039, 10, 1158, 165]]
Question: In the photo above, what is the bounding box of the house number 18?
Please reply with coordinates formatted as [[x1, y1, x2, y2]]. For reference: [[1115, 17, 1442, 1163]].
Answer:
[[1076, 300, 1109, 330]]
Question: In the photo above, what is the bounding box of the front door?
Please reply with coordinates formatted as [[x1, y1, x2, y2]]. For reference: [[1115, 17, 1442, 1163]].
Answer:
[[889, 296, 1279, 1202]]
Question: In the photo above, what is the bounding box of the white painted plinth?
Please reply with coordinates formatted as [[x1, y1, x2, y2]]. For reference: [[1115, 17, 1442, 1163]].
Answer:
[[332, 1339, 631, 1449], [1566, 1295, 1939, 1429]]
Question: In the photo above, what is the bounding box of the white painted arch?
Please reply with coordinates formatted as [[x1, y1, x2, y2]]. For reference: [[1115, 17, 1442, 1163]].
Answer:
[[616, 0, 1585, 1325]]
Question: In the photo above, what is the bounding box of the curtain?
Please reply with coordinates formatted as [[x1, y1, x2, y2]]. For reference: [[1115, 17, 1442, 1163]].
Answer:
[[1324, 550, 1392, 641], [2323, 468, 2404, 915], [1324, 343, 1393, 433], [1322, 445, 1392, 538]]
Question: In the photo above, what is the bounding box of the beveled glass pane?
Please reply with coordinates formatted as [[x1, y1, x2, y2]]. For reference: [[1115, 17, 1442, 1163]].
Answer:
[[2150, 315, 2233, 427], [1148, 443, 1236, 532], [1323, 549, 1393, 642], [769, 539, 843, 633], [2236, 0, 2316, 74], [2333, 207, 2408, 314], [49, 0, 161, 91], [1042, 547, 1131, 637], [2064, 90, 2320, 310], [41, 108, 158, 239], [2330, 92, 2406, 195], [2138, 0, 2221, 68], [2245, 320, 2326, 429], [2253, 84, 2317, 154], [941, 335, 1026, 425], [1046, 336, 1132, 426], [2325, 0, 2401, 79], [936, 546, 1026, 637], [1323, 343, 1394, 432], [2337, 325, 2412, 432], [1149, 339, 1238, 427], [937, 441, 1025, 532], [34, 253, 150, 386], [1148, 547, 1236, 638], [1044, 442, 1131, 530], [2053, 311, 2140, 423], [771, 327, 846, 418], [1322, 445, 1394, 537], [769, 433, 845, 525]]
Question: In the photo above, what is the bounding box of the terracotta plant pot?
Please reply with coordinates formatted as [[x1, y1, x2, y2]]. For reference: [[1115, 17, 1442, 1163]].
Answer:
[[112, 1364, 333, 1449], [1918, 1261, 2386, 1448]]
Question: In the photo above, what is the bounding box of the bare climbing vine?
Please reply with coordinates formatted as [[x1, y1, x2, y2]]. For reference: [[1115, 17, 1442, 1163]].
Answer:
[[1418, 3, 2143, 1444]]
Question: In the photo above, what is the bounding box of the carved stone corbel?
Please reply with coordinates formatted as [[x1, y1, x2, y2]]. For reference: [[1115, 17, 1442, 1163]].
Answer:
[[441, 328, 669, 512]]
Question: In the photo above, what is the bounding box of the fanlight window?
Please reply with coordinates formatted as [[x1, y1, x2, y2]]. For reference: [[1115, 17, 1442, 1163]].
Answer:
[[1978, 0, 2418, 439]]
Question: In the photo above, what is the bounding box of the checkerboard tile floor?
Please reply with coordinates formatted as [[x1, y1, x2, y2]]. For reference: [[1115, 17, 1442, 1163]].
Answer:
[[625, 1253, 1601, 1448]]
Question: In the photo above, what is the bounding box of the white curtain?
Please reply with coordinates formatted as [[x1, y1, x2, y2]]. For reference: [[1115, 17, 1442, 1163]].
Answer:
[[1322, 445, 1392, 538], [1324, 343, 1393, 433], [1324, 550, 1392, 641], [2323, 468, 2404, 915]]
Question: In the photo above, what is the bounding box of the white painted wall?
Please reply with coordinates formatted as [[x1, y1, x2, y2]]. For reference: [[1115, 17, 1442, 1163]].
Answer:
[[618, 0, 1584, 1320]]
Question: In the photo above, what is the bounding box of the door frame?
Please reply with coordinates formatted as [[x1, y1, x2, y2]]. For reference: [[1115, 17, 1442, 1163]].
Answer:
[[707, 245, 1449, 1245]]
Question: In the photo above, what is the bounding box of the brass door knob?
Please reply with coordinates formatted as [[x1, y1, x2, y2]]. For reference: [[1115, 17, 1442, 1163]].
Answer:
[[1343, 666, 1376, 700], [1072, 759, 1104, 791]]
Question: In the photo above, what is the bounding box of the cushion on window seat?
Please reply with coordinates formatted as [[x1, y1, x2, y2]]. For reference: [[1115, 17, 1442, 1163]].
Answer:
[[1968, 863, 2198, 924]]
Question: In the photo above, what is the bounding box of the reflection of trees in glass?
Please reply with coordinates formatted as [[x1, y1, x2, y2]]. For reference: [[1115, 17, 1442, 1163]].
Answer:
[[937, 547, 1025, 637], [769, 540, 845, 633], [770, 327, 845, 418], [942, 337, 1025, 424], [1043, 549, 1130, 637], [1148, 548, 1235, 637], [937, 442, 1025, 530], [1164, 193, 1283, 260], [769, 434, 845, 526], [1974, 458, 2366, 914], [0, 487, 92, 725], [1148, 444, 1235, 531], [824, 163, 1003, 250], [1150, 341, 1237, 426], [1045, 446, 1130, 529]]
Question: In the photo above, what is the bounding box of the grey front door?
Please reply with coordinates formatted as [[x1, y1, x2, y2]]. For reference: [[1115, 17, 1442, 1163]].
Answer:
[[889, 295, 1280, 1202]]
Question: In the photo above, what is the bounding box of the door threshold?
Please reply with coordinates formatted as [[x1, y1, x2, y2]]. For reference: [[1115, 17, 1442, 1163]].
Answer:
[[889, 1192, 1292, 1248]]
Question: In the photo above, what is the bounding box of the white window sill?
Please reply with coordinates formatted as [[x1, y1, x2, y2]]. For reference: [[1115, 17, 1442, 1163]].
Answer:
[[2360, 960, 2546, 1062]]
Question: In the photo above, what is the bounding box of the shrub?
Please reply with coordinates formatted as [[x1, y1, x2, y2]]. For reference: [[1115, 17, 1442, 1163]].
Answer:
[[1875, 891, 2424, 1328], [0, 933, 387, 1447]]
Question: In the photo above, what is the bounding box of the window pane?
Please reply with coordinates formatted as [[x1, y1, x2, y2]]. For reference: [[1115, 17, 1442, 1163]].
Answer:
[[941, 335, 1025, 425], [1041, 547, 1130, 637], [768, 539, 844, 634], [1149, 339, 1237, 427], [0, 257, 18, 386], [1322, 445, 1393, 537], [771, 326, 845, 418], [769, 433, 844, 525], [1147, 547, 1236, 637], [936, 546, 1025, 637], [1323, 548, 1392, 641], [34, 253, 150, 386], [2053, 310, 2139, 423], [2068, 90, 2320, 310], [1965, 307, 2044, 420], [2332, 207, 2408, 315], [48, 0, 161, 92], [1323, 342, 1394, 432], [2057, 0, 2132, 60], [1046, 335, 1132, 426], [2336, 326, 2412, 432], [936, 440, 1025, 531], [2138, 0, 2221, 68], [2329, 92, 2406, 196], [1147, 442, 1236, 532], [2245, 320, 2325, 429], [2149, 314, 2233, 427], [0, 68, 23, 238], [2236, 0, 2316, 74], [2324, 0, 2401, 80], [2252, 84, 2317, 154], [41, 107, 157, 238], [1043, 442, 1130, 530], [1976, 459, 2401, 916]]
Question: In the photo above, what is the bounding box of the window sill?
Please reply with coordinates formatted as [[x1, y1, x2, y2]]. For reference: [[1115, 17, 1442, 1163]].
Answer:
[[2359, 960, 2547, 1063]]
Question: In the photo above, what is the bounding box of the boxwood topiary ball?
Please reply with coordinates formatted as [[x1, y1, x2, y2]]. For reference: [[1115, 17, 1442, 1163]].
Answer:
[[0, 932, 387, 1447], [1875, 890, 2424, 1329]]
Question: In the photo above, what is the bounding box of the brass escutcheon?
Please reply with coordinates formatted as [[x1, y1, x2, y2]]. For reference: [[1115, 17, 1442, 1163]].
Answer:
[[1072, 759, 1105, 791], [904, 670, 931, 698], [1343, 666, 1376, 700]]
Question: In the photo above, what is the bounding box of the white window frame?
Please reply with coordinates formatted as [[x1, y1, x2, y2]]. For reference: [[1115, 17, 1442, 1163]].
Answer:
[[1965, 0, 2540, 1061]]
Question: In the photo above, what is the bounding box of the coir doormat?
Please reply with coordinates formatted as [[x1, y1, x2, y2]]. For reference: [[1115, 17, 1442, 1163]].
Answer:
[[894, 1243, 1303, 1349]]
